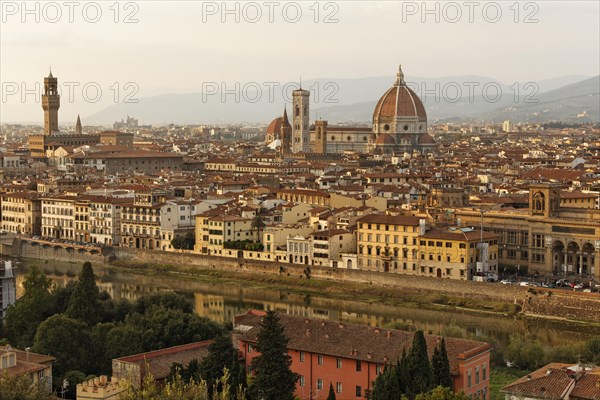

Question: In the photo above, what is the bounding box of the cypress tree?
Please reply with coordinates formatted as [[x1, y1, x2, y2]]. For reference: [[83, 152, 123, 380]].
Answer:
[[248, 311, 298, 400], [327, 382, 336, 400], [66, 262, 100, 325], [407, 331, 433, 396], [372, 364, 401, 400], [200, 333, 236, 393], [438, 339, 453, 389]]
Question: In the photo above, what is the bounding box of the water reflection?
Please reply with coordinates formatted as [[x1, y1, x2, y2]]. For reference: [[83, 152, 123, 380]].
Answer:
[[12, 258, 596, 347]]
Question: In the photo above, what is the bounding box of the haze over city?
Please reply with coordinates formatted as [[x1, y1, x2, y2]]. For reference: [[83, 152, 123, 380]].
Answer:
[[1, 1, 599, 123]]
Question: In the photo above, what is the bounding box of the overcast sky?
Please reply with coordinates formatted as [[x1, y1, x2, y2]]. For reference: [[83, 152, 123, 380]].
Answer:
[[1, 0, 599, 122]]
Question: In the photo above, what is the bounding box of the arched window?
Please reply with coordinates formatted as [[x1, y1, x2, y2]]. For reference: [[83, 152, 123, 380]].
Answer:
[[533, 192, 545, 212]]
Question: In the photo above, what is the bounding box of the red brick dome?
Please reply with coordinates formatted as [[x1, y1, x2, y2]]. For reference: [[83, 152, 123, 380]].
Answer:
[[373, 66, 427, 122]]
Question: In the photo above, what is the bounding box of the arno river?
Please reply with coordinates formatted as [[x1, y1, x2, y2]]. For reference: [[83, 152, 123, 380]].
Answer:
[[10, 258, 598, 348]]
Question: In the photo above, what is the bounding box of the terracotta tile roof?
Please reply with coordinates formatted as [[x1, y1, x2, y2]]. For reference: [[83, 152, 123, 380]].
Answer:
[[357, 214, 421, 226], [114, 340, 213, 381], [236, 313, 489, 374], [502, 364, 600, 400]]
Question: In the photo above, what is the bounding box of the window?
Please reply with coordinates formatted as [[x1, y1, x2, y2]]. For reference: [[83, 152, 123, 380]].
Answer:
[[337, 358, 342, 368], [476, 367, 480, 384], [318, 354, 324, 365], [356, 386, 362, 397], [483, 364, 487, 381], [376, 365, 382, 375], [356, 360, 362, 372], [317, 379, 323, 390], [336, 382, 342, 394], [299, 375, 305, 387], [299, 351, 305, 362], [248, 344, 253, 353], [468, 370, 472, 387]]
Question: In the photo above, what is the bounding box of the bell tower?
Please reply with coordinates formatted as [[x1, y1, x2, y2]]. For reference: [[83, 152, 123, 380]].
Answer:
[[280, 106, 292, 156], [42, 70, 60, 135], [292, 86, 310, 153]]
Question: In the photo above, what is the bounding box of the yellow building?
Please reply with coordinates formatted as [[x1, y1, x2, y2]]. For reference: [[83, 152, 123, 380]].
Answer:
[[0, 192, 41, 235], [419, 228, 499, 280], [194, 214, 257, 256], [356, 214, 423, 272]]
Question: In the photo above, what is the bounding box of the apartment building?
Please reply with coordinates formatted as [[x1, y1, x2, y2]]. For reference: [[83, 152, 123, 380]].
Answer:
[[194, 214, 256, 256], [356, 214, 423, 272], [41, 195, 76, 239], [89, 197, 129, 246], [235, 311, 492, 400], [0, 192, 41, 235], [419, 228, 499, 280]]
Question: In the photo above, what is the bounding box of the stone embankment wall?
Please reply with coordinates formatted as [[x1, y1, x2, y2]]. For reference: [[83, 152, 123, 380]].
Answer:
[[522, 289, 600, 323], [112, 247, 527, 302], [6, 242, 599, 324]]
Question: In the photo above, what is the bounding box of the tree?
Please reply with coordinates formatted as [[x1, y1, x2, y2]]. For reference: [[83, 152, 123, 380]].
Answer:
[[3, 265, 53, 348], [407, 331, 433, 396], [123, 305, 222, 352], [134, 292, 194, 315], [63, 370, 88, 400], [32, 314, 96, 382], [0, 373, 55, 400], [327, 382, 336, 400], [200, 333, 237, 394], [506, 333, 545, 370], [66, 262, 100, 325], [371, 364, 400, 400], [248, 311, 298, 400], [582, 336, 600, 365], [432, 339, 452, 389], [251, 214, 266, 242], [415, 386, 470, 400]]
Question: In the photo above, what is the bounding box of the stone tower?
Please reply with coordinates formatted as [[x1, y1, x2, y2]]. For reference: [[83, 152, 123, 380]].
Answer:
[[529, 183, 561, 218], [280, 106, 292, 156], [292, 86, 310, 153], [42, 70, 60, 135], [75, 115, 82, 134], [312, 120, 328, 154]]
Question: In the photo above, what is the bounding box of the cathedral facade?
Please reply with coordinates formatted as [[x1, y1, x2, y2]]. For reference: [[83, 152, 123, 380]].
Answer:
[[265, 66, 436, 156]]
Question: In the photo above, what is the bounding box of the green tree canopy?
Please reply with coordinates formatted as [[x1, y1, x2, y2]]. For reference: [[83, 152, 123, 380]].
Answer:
[[506, 333, 545, 370], [32, 314, 96, 381], [65, 262, 100, 325], [372, 364, 401, 400], [3, 265, 53, 348], [582, 336, 600, 365], [200, 333, 237, 394], [415, 386, 470, 400], [248, 311, 298, 400], [0, 373, 55, 400]]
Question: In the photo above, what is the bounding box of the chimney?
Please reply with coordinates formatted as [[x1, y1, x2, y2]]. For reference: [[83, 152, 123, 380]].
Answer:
[[374, 328, 381, 334], [338, 323, 344, 329], [305, 319, 309, 324], [387, 331, 392, 339], [325, 333, 330, 339], [306, 329, 311, 336], [321, 321, 326, 326]]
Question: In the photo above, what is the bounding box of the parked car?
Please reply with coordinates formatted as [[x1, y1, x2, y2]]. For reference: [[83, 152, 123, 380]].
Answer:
[[500, 279, 512, 285]]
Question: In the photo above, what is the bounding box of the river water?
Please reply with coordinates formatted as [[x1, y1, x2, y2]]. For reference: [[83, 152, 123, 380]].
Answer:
[[10, 258, 597, 348]]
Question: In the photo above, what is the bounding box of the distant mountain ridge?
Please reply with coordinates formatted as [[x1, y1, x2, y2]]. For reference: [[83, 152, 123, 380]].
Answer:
[[84, 74, 598, 125]]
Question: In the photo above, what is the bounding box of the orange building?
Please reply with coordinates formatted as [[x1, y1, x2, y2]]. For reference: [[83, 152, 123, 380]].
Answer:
[[234, 311, 491, 400]]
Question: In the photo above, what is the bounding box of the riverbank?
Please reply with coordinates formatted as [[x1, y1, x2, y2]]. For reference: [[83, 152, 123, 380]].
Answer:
[[8, 238, 600, 326], [106, 258, 600, 328]]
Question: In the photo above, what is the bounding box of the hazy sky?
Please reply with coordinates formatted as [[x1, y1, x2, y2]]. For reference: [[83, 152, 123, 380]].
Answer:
[[1, 0, 599, 122]]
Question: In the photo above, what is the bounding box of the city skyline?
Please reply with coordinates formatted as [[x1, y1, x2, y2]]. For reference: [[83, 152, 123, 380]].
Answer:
[[1, 1, 599, 123]]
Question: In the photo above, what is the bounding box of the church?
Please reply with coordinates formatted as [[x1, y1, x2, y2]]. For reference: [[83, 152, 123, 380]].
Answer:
[[265, 66, 436, 156]]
